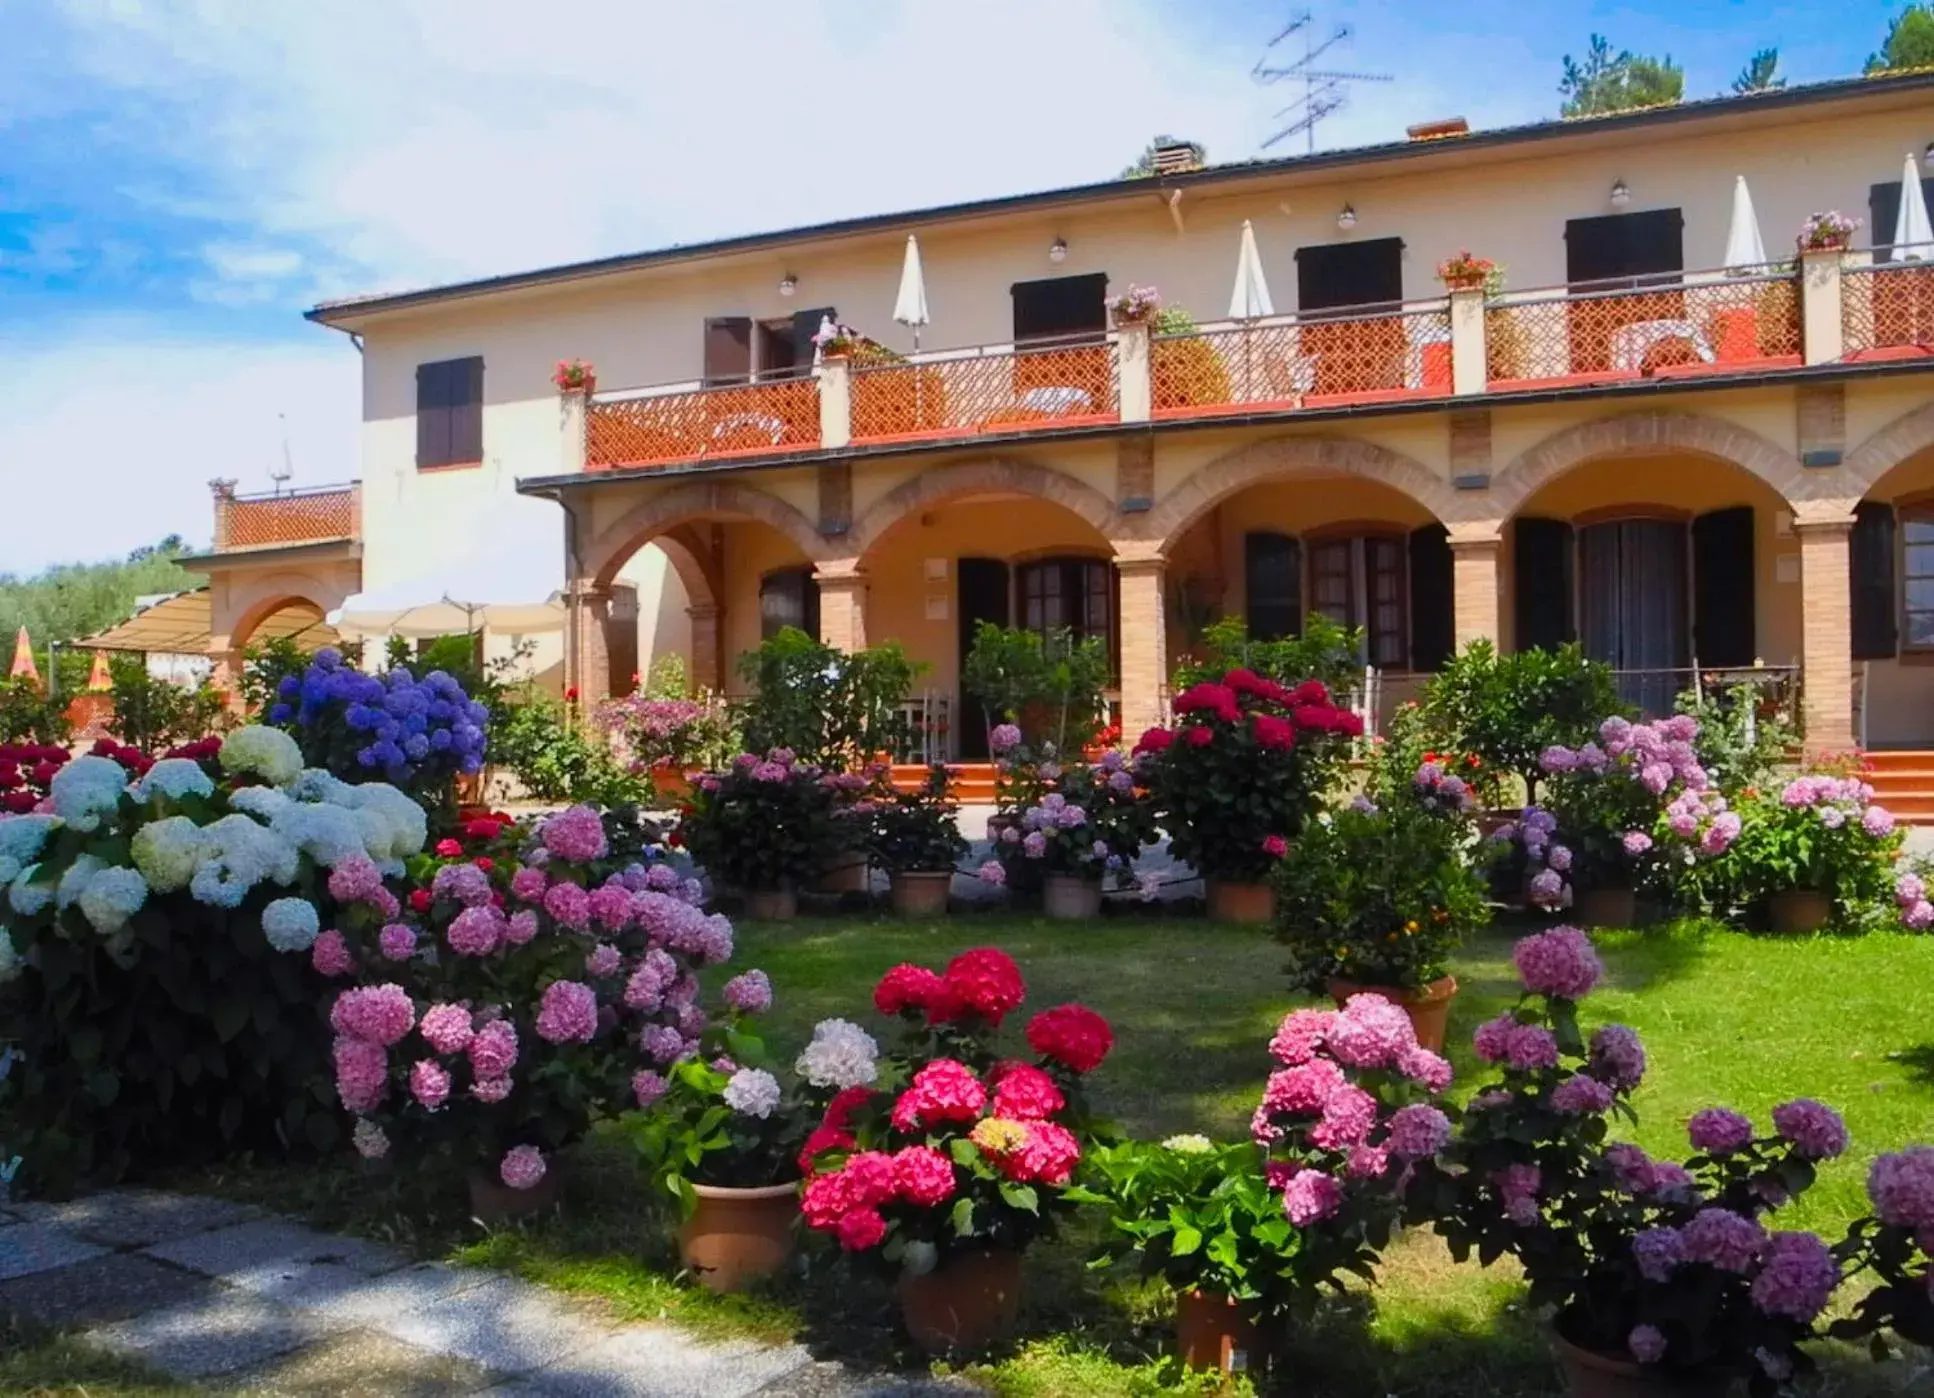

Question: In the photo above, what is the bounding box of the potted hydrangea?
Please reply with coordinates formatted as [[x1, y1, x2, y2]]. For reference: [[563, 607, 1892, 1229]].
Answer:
[[680, 748, 850, 919], [987, 736, 1156, 918], [552, 358, 596, 395], [593, 690, 736, 803], [1107, 284, 1162, 328], [1436, 251, 1496, 291], [799, 947, 1113, 1351], [1135, 670, 1362, 923], [1727, 772, 1902, 933], [1797, 211, 1860, 254], [1419, 927, 1848, 1397], [866, 763, 967, 917], [1833, 1146, 1934, 1353]]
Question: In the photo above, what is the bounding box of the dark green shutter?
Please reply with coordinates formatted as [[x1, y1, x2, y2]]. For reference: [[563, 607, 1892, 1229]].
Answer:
[[1513, 517, 1574, 651], [1244, 531, 1301, 641], [1408, 524, 1454, 671], [1691, 506, 1756, 668], [1852, 501, 1897, 660]]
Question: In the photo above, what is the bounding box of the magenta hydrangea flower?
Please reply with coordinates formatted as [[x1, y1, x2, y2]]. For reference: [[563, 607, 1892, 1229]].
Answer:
[[1628, 1325, 1666, 1365], [1325, 994, 1416, 1070], [1863, 805, 1897, 838], [467, 1019, 518, 1078], [723, 969, 774, 1013], [535, 980, 598, 1044], [1504, 1024, 1560, 1071], [1261, 1059, 1346, 1117], [1682, 1208, 1767, 1273], [1268, 1009, 1335, 1067], [330, 984, 416, 1046], [1282, 1168, 1344, 1225], [1772, 1099, 1849, 1160], [505, 909, 539, 945], [1527, 868, 1565, 908], [1606, 1143, 1657, 1194], [410, 1058, 451, 1111], [589, 883, 634, 932], [1346, 1144, 1390, 1179], [543, 881, 592, 931], [539, 806, 608, 863], [327, 853, 386, 904], [431, 861, 493, 908], [1751, 1231, 1838, 1322], [471, 1075, 512, 1103], [1551, 1073, 1615, 1115], [632, 1069, 670, 1107], [1311, 1084, 1379, 1149], [1622, 830, 1654, 857], [418, 1003, 475, 1055], [1513, 925, 1602, 999], [1897, 872, 1926, 908], [584, 943, 622, 978], [1397, 1045, 1453, 1093], [1689, 1107, 1756, 1156], [1868, 1147, 1934, 1229], [1386, 1103, 1452, 1158], [500, 1144, 547, 1190], [1905, 900, 1934, 931], [378, 922, 417, 961], [1495, 1163, 1542, 1225], [641, 1023, 686, 1064], [1471, 1013, 1518, 1064], [1588, 1024, 1646, 1091], [624, 949, 677, 1010], [332, 1034, 388, 1114], [510, 866, 548, 903], [447, 905, 507, 957], [310, 929, 354, 978], [1632, 1225, 1685, 1282]]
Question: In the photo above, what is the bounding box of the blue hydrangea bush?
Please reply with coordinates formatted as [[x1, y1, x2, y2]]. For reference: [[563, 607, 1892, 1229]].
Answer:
[[0, 725, 428, 1193], [267, 648, 488, 800]]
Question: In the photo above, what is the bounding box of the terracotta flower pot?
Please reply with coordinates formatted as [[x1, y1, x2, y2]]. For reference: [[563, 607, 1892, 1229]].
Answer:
[[1327, 975, 1459, 1053], [1442, 274, 1487, 292], [1551, 1332, 1714, 1398], [1042, 873, 1103, 920], [1575, 886, 1637, 930], [677, 1181, 799, 1293], [813, 855, 871, 895], [897, 1248, 1022, 1352], [1767, 888, 1831, 935], [647, 766, 693, 805], [467, 1161, 563, 1224], [890, 870, 953, 917], [1174, 1289, 1266, 1373], [1206, 879, 1275, 924], [744, 888, 798, 920]]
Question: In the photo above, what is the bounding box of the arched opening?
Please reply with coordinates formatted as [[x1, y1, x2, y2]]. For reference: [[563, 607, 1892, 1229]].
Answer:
[[1850, 444, 1934, 748], [1507, 452, 1799, 716]]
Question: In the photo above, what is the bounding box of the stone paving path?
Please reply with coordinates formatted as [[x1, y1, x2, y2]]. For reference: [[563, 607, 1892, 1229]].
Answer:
[[0, 1190, 967, 1395]]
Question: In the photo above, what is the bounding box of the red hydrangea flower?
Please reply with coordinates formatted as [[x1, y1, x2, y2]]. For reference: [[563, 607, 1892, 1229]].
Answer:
[[434, 838, 463, 857], [1173, 683, 1240, 723], [998, 1120, 1082, 1186], [1222, 668, 1267, 695], [1185, 725, 1214, 747], [874, 963, 951, 1018], [835, 1206, 887, 1250], [1135, 727, 1175, 755], [1025, 1003, 1114, 1074], [1291, 679, 1331, 705], [989, 1061, 1066, 1120], [798, 1125, 854, 1175], [1251, 714, 1295, 750], [941, 947, 1026, 1025], [408, 888, 432, 913], [823, 1085, 873, 1131], [892, 1145, 958, 1207], [890, 1059, 987, 1131]]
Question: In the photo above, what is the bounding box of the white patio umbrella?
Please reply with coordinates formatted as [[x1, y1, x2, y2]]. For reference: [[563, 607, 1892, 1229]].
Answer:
[[330, 491, 566, 640], [1721, 175, 1767, 272], [1895, 151, 1933, 261], [1227, 219, 1275, 403], [893, 234, 930, 350]]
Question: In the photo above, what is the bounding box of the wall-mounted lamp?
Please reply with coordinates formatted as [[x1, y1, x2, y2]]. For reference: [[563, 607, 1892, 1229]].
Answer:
[[1610, 179, 1630, 208], [1048, 237, 1068, 264], [1336, 204, 1357, 230], [778, 274, 798, 297]]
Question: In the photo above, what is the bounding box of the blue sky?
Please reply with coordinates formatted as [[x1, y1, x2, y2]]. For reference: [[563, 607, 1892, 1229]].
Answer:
[[0, 0, 1918, 572]]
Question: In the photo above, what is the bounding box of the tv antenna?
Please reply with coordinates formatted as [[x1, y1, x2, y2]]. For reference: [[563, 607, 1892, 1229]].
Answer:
[[1254, 11, 1392, 154], [269, 413, 294, 494]]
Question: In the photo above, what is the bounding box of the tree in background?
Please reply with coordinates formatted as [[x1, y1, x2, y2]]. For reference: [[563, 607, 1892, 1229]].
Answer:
[[1559, 35, 1684, 117], [1732, 48, 1784, 94], [1120, 135, 1205, 179], [1869, 5, 1934, 73], [0, 537, 197, 651]]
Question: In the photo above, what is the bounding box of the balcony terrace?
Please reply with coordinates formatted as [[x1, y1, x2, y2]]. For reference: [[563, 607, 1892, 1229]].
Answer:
[[209, 481, 361, 552], [572, 251, 1934, 476]]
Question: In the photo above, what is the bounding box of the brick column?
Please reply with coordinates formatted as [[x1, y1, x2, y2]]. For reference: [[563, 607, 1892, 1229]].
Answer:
[[208, 478, 237, 550], [686, 603, 722, 692], [564, 580, 614, 707], [814, 564, 868, 653], [1114, 547, 1167, 745], [1449, 528, 1503, 651], [1796, 516, 1856, 752]]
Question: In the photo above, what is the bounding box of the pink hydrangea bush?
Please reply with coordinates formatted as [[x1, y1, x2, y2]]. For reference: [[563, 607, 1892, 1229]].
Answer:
[[1247, 994, 1454, 1302], [1832, 1146, 1934, 1352], [986, 742, 1156, 895], [1419, 927, 1847, 1389], [1726, 770, 1906, 931], [320, 804, 766, 1192], [798, 948, 1112, 1280]]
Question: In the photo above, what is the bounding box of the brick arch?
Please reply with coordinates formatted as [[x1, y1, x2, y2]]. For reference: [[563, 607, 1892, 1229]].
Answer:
[[845, 457, 1122, 562], [229, 590, 331, 652], [585, 480, 827, 588], [1142, 435, 1460, 551], [1843, 400, 1934, 496], [1490, 411, 1807, 517]]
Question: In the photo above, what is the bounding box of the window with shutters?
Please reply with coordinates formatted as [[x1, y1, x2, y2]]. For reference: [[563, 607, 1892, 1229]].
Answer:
[[1294, 238, 1405, 312], [759, 567, 820, 642], [1308, 534, 1407, 668], [1869, 181, 1934, 261], [1244, 532, 1301, 642], [415, 356, 483, 470], [1900, 510, 1934, 651], [1017, 557, 1113, 649], [1852, 502, 1898, 660]]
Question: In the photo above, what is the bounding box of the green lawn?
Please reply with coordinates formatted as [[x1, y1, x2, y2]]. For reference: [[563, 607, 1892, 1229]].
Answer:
[[162, 913, 1934, 1396]]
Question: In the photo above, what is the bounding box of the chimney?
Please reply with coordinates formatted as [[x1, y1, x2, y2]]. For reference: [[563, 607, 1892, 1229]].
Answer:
[[1151, 140, 1205, 175], [1406, 116, 1470, 142]]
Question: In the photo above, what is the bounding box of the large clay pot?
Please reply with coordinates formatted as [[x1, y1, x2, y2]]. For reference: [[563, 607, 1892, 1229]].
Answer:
[[677, 1182, 799, 1294], [1767, 888, 1832, 935], [890, 870, 953, 917], [813, 855, 871, 895], [1042, 873, 1103, 920], [467, 1160, 563, 1224], [1575, 886, 1637, 930], [897, 1248, 1022, 1352], [647, 766, 693, 805], [744, 888, 798, 921], [1174, 1289, 1266, 1374], [1551, 1332, 1715, 1398], [1327, 975, 1460, 1053], [1207, 879, 1275, 925]]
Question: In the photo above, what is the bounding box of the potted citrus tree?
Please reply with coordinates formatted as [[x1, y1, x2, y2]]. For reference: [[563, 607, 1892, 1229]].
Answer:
[[867, 763, 967, 917]]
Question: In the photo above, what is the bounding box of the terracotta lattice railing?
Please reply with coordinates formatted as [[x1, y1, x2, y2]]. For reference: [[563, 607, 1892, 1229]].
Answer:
[[218, 484, 358, 550], [586, 378, 820, 470], [849, 339, 1118, 443], [1151, 304, 1453, 416], [1842, 255, 1934, 358]]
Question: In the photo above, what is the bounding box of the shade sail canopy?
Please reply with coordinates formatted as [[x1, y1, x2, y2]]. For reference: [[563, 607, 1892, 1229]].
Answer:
[[330, 491, 565, 639], [1896, 151, 1934, 260], [1228, 219, 1275, 320], [79, 590, 337, 654], [1721, 175, 1767, 270]]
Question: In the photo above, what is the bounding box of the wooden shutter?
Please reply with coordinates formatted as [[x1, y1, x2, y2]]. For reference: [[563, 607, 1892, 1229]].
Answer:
[[415, 357, 481, 468], [1294, 237, 1404, 311], [1690, 507, 1755, 668], [957, 557, 1012, 759], [1852, 501, 1898, 659], [1408, 524, 1454, 671], [1244, 532, 1302, 642], [449, 357, 483, 464], [1565, 210, 1685, 285], [415, 361, 451, 469], [703, 317, 752, 386], [1010, 274, 1108, 341], [1513, 517, 1575, 651], [759, 568, 819, 641], [792, 307, 836, 366]]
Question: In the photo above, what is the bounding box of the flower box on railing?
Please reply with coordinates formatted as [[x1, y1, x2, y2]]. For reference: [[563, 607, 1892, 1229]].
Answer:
[[1797, 211, 1860, 254]]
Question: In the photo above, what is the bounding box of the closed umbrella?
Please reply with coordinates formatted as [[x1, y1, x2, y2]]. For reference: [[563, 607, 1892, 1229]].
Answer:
[[893, 235, 930, 350], [1895, 152, 1933, 260], [1721, 175, 1767, 272], [1227, 220, 1274, 403]]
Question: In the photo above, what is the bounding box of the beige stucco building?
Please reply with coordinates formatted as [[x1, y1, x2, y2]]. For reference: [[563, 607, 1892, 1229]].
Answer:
[[207, 71, 1934, 776]]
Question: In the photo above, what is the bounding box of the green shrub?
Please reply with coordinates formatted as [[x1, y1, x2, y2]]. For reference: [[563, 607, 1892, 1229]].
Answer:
[[104, 656, 228, 752], [734, 628, 919, 769], [867, 763, 968, 874], [678, 748, 849, 892], [1421, 641, 1623, 802], [1172, 614, 1363, 695], [489, 695, 642, 806], [0, 676, 70, 746], [962, 623, 1111, 755]]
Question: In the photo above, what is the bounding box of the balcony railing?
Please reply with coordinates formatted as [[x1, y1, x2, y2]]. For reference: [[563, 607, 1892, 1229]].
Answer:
[[572, 252, 1915, 475], [214, 483, 359, 551]]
